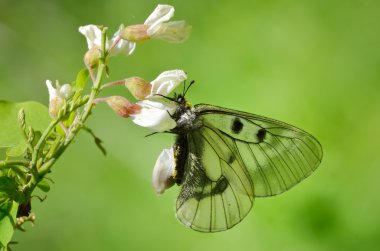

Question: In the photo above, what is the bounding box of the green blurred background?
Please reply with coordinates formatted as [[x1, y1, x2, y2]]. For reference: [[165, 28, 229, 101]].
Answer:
[[1, 0, 380, 250]]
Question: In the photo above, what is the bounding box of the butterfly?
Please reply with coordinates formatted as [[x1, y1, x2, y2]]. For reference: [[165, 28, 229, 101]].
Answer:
[[159, 83, 323, 232]]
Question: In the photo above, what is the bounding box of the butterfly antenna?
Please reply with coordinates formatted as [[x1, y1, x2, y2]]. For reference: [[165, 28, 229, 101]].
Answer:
[[182, 79, 187, 96], [145, 132, 159, 137], [184, 80, 195, 96], [154, 94, 175, 101], [145, 131, 175, 137]]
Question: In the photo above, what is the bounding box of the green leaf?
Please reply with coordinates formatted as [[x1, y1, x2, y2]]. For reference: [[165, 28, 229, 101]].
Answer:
[[75, 68, 89, 89], [0, 101, 51, 148], [71, 68, 90, 108], [36, 179, 50, 192], [0, 177, 17, 198], [82, 127, 107, 156], [0, 201, 18, 248], [5, 143, 27, 158]]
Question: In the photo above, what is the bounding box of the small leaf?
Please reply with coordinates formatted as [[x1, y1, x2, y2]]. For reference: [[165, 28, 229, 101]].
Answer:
[[94, 137, 107, 156], [0, 177, 17, 198], [5, 143, 27, 158], [82, 127, 107, 156], [6, 166, 27, 184], [71, 68, 90, 109], [0, 201, 18, 248], [0, 101, 50, 148], [75, 68, 89, 89], [36, 179, 50, 192]]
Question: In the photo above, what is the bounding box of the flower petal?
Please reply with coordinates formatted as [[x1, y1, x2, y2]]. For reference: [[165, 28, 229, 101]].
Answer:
[[79, 25, 104, 50], [144, 4, 174, 35], [147, 70, 187, 98], [152, 147, 175, 194], [148, 21, 191, 43], [130, 100, 176, 132], [110, 25, 136, 56], [45, 80, 57, 102]]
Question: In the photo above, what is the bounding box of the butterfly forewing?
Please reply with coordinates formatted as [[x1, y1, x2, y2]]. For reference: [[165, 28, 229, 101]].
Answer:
[[195, 104, 323, 197], [175, 104, 322, 232]]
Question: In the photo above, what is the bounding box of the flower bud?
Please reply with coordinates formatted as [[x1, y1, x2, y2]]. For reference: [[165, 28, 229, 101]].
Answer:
[[59, 84, 72, 99], [49, 97, 64, 118], [152, 147, 175, 194], [105, 96, 142, 118], [84, 46, 100, 68], [125, 77, 152, 100], [120, 24, 149, 42], [46, 80, 66, 118]]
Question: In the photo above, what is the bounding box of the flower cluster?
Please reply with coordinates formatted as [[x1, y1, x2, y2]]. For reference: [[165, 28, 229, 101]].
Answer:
[[45, 4, 190, 195], [78, 4, 191, 67]]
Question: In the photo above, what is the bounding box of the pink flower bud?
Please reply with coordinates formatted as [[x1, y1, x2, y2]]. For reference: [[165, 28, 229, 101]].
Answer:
[[124, 77, 152, 100], [120, 24, 149, 42], [105, 96, 142, 118]]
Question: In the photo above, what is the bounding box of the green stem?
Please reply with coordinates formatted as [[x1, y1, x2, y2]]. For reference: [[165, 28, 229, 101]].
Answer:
[[0, 160, 29, 168], [24, 28, 109, 199]]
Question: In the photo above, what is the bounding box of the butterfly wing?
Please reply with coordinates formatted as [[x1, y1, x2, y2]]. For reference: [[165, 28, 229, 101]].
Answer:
[[175, 104, 322, 232], [176, 128, 254, 232]]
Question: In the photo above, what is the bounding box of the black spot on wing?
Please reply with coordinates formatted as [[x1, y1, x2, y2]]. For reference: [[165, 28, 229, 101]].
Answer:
[[227, 154, 235, 164], [213, 177, 228, 195], [231, 117, 243, 134], [257, 128, 266, 142], [193, 177, 229, 201]]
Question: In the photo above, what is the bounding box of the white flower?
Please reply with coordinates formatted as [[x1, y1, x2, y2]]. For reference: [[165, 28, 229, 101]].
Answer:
[[127, 69, 186, 131], [109, 25, 136, 56], [78, 24, 135, 56], [146, 70, 187, 98], [78, 25, 106, 50], [130, 100, 176, 132], [152, 147, 175, 194], [46, 80, 72, 117], [46, 80, 58, 102], [125, 69, 187, 100], [46, 80, 72, 101], [144, 4, 191, 43], [119, 5, 190, 43]]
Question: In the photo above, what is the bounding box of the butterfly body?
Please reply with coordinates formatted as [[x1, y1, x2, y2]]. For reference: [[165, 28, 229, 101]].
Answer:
[[167, 94, 323, 232]]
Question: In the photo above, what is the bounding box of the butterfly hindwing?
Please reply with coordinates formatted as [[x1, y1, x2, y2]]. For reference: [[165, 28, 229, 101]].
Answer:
[[175, 104, 322, 232], [176, 128, 254, 232]]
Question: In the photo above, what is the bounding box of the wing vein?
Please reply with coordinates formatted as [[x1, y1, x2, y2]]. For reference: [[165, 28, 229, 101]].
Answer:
[[247, 143, 272, 195], [274, 136, 306, 177], [263, 140, 298, 182], [257, 144, 287, 189]]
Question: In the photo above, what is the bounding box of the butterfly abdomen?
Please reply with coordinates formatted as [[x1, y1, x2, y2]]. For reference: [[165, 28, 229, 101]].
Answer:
[[173, 134, 188, 184]]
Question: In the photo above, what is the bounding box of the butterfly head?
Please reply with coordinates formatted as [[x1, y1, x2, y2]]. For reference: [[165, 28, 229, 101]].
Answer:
[[174, 93, 192, 109]]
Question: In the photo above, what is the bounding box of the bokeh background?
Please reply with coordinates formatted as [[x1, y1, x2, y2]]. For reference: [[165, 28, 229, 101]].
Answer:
[[1, 0, 380, 250]]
